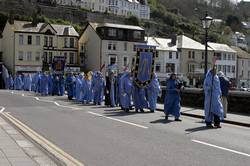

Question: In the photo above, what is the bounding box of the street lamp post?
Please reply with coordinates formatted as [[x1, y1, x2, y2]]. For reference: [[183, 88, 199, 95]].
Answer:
[[201, 12, 213, 78]]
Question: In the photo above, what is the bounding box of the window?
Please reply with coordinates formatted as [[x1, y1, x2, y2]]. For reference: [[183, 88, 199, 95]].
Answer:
[[27, 35, 32, 45], [109, 56, 116, 65], [35, 52, 40, 61], [218, 65, 222, 71], [232, 66, 235, 73], [64, 38, 68, 47], [169, 52, 172, 59], [118, 30, 123, 39], [124, 42, 127, 51], [228, 54, 231, 60], [19, 35, 24, 45], [223, 53, 227, 60], [192, 51, 195, 59], [49, 37, 53, 47], [223, 65, 226, 73], [108, 28, 117, 37], [49, 52, 53, 63], [133, 45, 137, 51], [215, 53, 221, 60], [27, 52, 32, 61], [18, 51, 23, 61], [176, 52, 179, 59], [227, 66, 231, 73], [188, 51, 191, 59], [155, 64, 161, 72], [69, 52, 75, 64], [70, 38, 75, 48], [113, 43, 116, 50], [166, 63, 175, 73], [43, 52, 48, 63], [36, 36, 40, 46], [133, 31, 142, 39], [232, 54, 235, 61], [44, 36, 48, 46], [123, 57, 128, 66], [108, 43, 112, 50], [188, 64, 195, 73]]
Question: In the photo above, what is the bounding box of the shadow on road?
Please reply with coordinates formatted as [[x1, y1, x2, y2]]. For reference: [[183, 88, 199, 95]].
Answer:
[[185, 126, 214, 134], [150, 119, 174, 124]]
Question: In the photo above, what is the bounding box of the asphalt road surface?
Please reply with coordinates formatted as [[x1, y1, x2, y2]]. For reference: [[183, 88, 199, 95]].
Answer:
[[0, 90, 250, 166]]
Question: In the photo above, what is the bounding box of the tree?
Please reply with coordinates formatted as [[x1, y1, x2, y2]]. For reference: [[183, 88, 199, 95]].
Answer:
[[226, 15, 242, 32], [125, 16, 140, 26]]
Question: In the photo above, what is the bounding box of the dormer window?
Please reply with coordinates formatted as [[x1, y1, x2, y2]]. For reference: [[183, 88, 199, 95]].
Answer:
[[133, 31, 142, 40], [108, 28, 117, 37]]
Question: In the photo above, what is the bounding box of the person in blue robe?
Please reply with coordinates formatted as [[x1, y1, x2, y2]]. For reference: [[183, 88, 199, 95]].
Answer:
[[34, 72, 41, 93], [72, 73, 77, 99], [52, 75, 60, 96], [40, 72, 48, 96], [164, 73, 182, 121], [204, 68, 224, 128], [146, 73, 161, 113], [48, 74, 53, 95], [59, 75, 65, 96], [120, 72, 133, 112], [24, 74, 32, 91], [84, 72, 93, 104], [5, 74, 13, 90], [65, 72, 74, 100], [75, 74, 83, 102], [92, 72, 105, 105], [133, 86, 148, 113], [14, 74, 24, 90]]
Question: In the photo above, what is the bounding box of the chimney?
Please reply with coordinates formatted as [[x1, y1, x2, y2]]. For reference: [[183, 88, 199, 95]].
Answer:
[[171, 34, 177, 45]]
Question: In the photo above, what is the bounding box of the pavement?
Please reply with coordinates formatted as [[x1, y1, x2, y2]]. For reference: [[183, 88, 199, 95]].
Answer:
[[0, 114, 56, 165], [0, 90, 250, 166], [156, 104, 250, 127]]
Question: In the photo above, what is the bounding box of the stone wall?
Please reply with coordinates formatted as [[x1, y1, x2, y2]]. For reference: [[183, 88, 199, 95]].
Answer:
[[160, 88, 250, 114]]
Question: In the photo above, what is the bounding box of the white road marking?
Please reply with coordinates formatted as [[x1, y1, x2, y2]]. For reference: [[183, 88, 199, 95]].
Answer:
[[192, 139, 250, 157], [88, 111, 148, 129], [0, 106, 5, 113], [22, 94, 25, 96]]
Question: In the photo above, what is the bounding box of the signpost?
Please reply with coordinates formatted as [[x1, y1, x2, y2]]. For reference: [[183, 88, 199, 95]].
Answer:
[[52, 56, 66, 75]]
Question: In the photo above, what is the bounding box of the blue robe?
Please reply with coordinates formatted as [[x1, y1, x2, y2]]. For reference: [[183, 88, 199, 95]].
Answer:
[[75, 75, 83, 102], [164, 79, 181, 118], [48, 75, 53, 95], [5, 76, 13, 89], [204, 70, 224, 122], [92, 73, 105, 104], [40, 74, 48, 95], [59, 76, 65, 96], [72, 76, 76, 98], [110, 77, 116, 107], [65, 74, 74, 99], [85, 79, 93, 103], [14, 75, 23, 90], [133, 86, 148, 110], [24, 75, 32, 91], [146, 74, 161, 110], [120, 72, 133, 109]]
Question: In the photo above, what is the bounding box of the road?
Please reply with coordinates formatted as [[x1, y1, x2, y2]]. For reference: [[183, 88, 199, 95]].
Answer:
[[0, 90, 250, 166]]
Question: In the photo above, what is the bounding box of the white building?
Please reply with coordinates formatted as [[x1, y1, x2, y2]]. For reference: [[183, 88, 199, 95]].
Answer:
[[146, 36, 180, 81], [78, 22, 146, 74], [56, 0, 150, 20], [231, 32, 248, 51], [208, 42, 237, 79]]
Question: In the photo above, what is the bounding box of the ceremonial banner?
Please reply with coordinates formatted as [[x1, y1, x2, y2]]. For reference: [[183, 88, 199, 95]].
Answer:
[[134, 45, 156, 88], [52, 56, 66, 74]]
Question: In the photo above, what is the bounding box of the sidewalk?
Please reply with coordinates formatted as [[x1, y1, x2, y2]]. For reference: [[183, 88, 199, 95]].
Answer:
[[0, 116, 56, 166], [156, 104, 250, 127]]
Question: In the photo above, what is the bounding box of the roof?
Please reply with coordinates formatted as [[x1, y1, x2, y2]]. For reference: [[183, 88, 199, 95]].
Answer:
[[89, 22, 144, 31], [177, 35, 212, 50], [11, 20, 79, 37], [208, 42, 236, 53], [231, 46, 250, 59], [146, 37, 177, 51]]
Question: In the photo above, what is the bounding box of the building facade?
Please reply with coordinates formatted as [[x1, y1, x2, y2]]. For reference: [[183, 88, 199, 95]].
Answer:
[[231, 46, 250, 88], [208, 42, 237, 80], [177, 35, 214, 87], [2, 20, 79, 74], [56, 0, 150, 20], [79, 22, 146, 74], [146, 37, 180, 81]]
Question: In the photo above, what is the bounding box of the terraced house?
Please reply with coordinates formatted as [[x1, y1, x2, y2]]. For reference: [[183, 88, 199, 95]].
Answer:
[[2, 20, 79, 74]]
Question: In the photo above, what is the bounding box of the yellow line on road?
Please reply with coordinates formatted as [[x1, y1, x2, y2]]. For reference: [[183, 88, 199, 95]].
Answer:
[[1, 112, 84, 166]]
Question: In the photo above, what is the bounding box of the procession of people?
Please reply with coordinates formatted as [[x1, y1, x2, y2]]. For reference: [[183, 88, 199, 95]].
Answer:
[[3, 65, 227, 128]]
